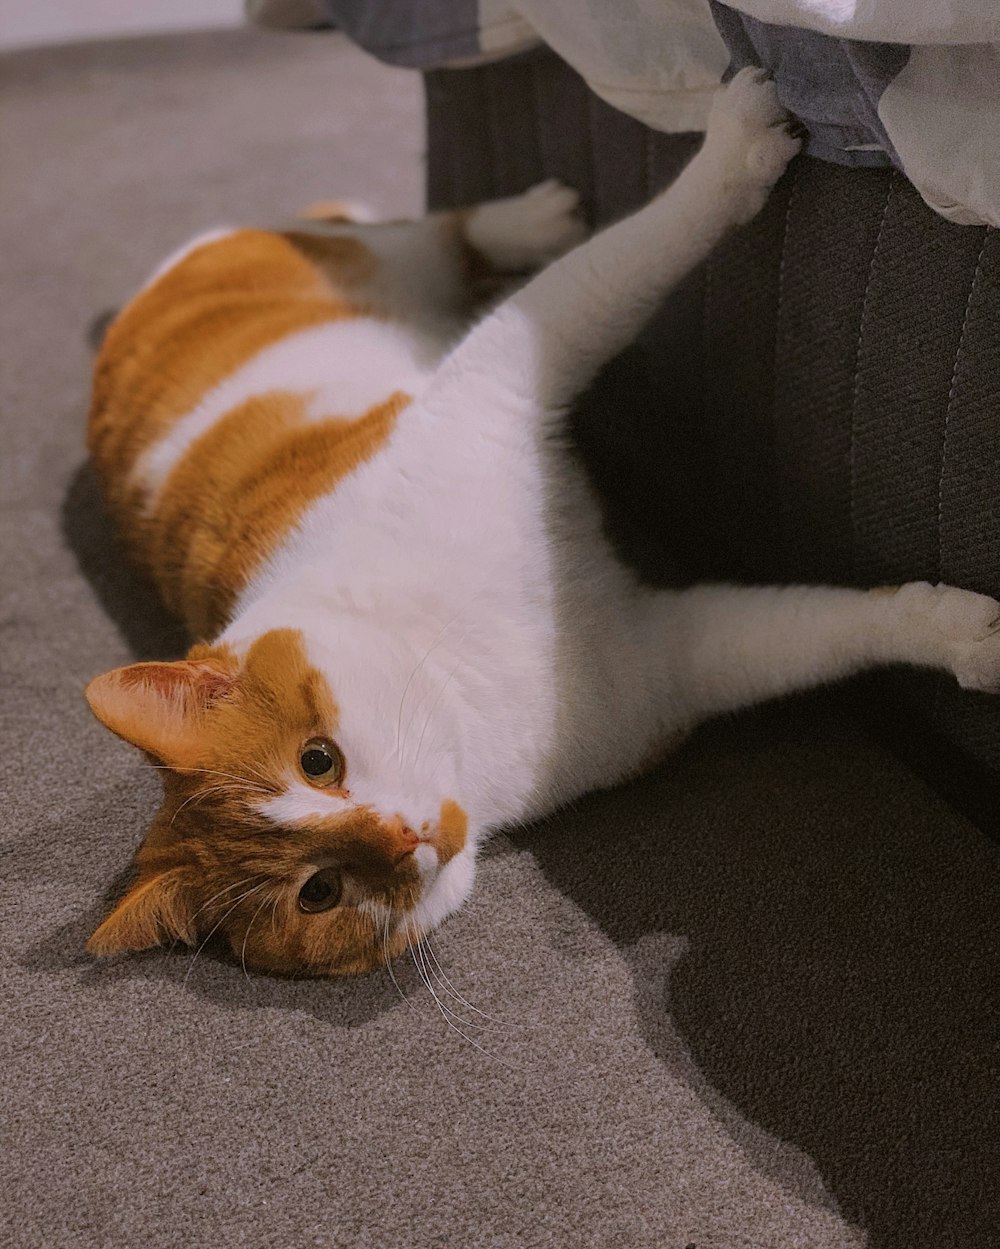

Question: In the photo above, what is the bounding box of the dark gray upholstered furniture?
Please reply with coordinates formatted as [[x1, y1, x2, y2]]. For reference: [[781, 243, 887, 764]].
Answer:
[[425, 49, 1000, 807]]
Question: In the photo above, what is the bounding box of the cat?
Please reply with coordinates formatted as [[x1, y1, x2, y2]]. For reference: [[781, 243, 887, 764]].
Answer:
[[85, 70, 1000, 976]]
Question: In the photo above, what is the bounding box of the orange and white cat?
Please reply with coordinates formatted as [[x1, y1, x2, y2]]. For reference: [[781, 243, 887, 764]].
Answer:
[[86, 71, 1000, 976]]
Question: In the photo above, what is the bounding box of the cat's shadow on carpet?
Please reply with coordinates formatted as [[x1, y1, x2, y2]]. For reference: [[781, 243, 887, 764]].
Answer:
[[22, 907, 418, 1029], [506, 701, 999, 1246], [61, 461, 189, 661]]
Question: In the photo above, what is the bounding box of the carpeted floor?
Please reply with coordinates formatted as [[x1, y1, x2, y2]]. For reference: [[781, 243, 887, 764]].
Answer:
[[2, 28, 998, 1249]]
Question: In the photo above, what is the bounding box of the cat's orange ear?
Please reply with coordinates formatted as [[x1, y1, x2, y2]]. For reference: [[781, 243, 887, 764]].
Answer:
[[87, 869, 195, 956], [85, 659, 235, 765]]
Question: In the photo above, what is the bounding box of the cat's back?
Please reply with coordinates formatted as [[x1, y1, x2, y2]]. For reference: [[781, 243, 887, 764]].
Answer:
[[89, 227, 418, 637]]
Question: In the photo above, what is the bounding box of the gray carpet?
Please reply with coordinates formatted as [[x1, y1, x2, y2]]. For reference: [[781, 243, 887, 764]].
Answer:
[[2, 28, 998, 1249]]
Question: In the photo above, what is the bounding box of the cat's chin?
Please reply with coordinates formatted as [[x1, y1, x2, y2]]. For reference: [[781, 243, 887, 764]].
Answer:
[[408, 846, 477, 938]]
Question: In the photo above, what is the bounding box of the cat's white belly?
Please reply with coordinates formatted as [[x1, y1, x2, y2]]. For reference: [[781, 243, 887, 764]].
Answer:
[[227, 387, 655, 833]]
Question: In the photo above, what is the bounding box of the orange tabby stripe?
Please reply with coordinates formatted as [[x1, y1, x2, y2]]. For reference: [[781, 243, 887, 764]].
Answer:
[[88, 229, 370, 515], [149, 389, 409, 638]]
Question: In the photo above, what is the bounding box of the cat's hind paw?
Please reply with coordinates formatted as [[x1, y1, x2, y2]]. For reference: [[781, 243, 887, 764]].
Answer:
[[942, 594, 1000, 693], [463, 180, 588, 271]]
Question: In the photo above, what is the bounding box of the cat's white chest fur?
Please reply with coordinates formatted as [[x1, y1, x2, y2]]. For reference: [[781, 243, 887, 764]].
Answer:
[[227, 388, 572, 828]]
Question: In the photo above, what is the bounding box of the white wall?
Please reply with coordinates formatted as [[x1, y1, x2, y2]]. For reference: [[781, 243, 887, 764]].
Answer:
[[0, 1, 246, 51]]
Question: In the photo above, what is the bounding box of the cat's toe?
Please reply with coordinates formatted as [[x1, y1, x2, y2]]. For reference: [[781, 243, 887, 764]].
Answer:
[[524, 178, 580, 212], [896, 582, 1000, 692], [953, 629, 1000, 692], [510, 179, 586, 258], [704, 66, 801, 192], [718, 65, 787, 131], [746, 123, 802, 184], [950, 602, 1000, 691]]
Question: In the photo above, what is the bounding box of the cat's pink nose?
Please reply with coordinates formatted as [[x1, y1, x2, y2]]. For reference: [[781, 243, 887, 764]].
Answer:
[[385, 815, 420, 863]]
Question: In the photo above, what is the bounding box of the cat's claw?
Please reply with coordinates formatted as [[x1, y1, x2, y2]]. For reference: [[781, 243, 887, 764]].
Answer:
[[701, 66, 801, 220]]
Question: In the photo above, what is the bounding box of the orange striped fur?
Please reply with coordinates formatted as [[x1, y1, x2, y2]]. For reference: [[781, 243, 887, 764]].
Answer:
[[150, 387, 405, 637], [88, 228, 401, 636]]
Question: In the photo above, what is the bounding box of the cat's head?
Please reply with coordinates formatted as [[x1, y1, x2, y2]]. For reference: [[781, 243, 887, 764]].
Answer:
[[84, 628, 474, 975]]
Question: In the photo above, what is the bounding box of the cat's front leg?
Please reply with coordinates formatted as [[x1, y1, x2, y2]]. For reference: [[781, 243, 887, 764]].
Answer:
[[430, 68, 799, 412]]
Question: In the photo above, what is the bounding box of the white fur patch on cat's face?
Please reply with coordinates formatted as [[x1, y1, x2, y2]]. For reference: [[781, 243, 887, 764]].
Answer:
[[257, 775, 475, 945], [261, 780, 353, 827], [259, 779, 467, 865]]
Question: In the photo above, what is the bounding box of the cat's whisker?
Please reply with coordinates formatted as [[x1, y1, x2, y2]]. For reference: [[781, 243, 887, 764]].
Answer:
[[411, 653, 466, 774], [143, 763, 271, 793], [405, 923, 439, 1002], [423, 935, 533, 1032], [404, 920, 441, 1008], [183, 873, 267, 935], [406, 925, 486, 1031], [395, 640, 443, 767], [170, 783, 248, 825], [231, 758, 277, 791], [167, 873, 267, 954], [382, 905, 418, 1008], [240, 889, 275, 982], [412, 937, 512, 1035], [170, 790, 214, 826], [183, 880, 268, 987], [406, 923, 524, 1069]]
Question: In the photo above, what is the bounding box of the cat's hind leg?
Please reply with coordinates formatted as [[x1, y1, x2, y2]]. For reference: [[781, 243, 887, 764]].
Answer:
[[285, 182, 585, 331], [638, 581, 1000, 733], [458, 180, 587, 273]]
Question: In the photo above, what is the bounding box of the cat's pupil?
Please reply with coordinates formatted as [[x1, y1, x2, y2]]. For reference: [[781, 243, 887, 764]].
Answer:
[[301, 874, 331, 903], [298, 866, 341, 913], [301, 748, 332, 776]]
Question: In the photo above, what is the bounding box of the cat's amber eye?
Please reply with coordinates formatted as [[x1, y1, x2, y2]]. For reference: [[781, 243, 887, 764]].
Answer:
[[298, 866, 342, 913], [299, 736, 345, 787]]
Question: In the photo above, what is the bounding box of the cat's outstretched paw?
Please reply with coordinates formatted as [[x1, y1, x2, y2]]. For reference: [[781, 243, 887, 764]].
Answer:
[[893, 582, 1000, 692], [701, 67, 801, 221], [463, 180, 588, 271]]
